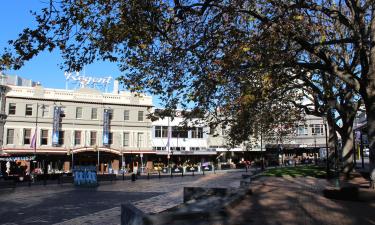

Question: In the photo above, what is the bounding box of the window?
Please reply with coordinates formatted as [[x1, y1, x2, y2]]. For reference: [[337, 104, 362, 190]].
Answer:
[[297, 125, 308, 136], [90, 131, 97, 146], [76, 107, 82, 119], [172, 127, 188, 138], [155, 126, 169, 138], [6, 129, 14, 144], [8, 103, 16, 115], [311, 124, 324, 135], [124, 110, 130, 120], [91, 108, 98, 119], [162, 126, 168, 137], [59, 108, 66, 118], [108, 109, 113, 120], [74, 131, 81, 145], [23, 129, 31, 145], [25, 104, 33, 116], [108, 132, 113, 145], [221, 126, 226, 136], [42, 106, 49, 117], [137, 133, 143, 147], [138, 111, 144, 121], [41, 130, 48, 145], [155, 126, 162, 138], [58, 131, 64, 145], [209, 126, 215, 135], [192, 127, 203, 138], [123, 132, 129, 146], [171, 147, 185, 151]]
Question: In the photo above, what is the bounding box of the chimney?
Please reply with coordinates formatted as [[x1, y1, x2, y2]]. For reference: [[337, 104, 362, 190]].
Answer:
[[113, 79, 119, 94]]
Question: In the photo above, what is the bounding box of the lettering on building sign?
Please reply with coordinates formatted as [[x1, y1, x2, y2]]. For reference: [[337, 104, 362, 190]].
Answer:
[[64, 71, 112, 90]]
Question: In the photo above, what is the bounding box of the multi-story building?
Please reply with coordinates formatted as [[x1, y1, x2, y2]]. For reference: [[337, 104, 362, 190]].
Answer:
[[2, 83, 153, 174], [0, 74, 10, 154], [5, 74, 37, 87], [151, 111, 216, 166], [264, 114, 328, 164], [207, 114, 329, 166]]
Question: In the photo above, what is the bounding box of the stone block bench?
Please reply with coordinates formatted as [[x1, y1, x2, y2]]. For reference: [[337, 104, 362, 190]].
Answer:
[[121, 186, 252, 225]]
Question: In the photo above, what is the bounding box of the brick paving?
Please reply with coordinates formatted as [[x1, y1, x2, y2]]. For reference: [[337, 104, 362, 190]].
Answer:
[[0, 172, 244, 225], [54, 173, 242, 225], [227, 176, 375, 225], [2, 170, 374, 225]]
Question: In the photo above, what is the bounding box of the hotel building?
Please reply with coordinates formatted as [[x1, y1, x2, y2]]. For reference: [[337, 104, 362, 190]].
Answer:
[[2, 81, 153, 174]]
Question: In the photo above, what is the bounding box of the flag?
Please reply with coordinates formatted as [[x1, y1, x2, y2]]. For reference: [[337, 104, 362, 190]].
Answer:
[[166, 118, 171, 159], [30, 129, 36, 151]]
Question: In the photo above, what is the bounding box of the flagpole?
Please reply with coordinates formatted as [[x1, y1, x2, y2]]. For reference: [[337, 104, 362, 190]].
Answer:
[[30, 103, 39, 171], [167, 117, 170, 170], [34, 103, 38, 154]]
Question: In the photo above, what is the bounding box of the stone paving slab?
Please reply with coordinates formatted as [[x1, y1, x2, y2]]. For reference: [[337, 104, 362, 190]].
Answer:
[[227, 176, 375, 225], [0, 172, 246, 225]]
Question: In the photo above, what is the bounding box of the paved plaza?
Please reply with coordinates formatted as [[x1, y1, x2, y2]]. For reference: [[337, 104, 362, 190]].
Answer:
[[1, 170, 375, 225], [227, 176, 375, 225], [0, 172, 243, 225]]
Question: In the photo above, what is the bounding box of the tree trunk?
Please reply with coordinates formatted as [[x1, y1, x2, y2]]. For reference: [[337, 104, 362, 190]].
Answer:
[[327, 113, 338, 168], [365, 97, 375, 188], [340, 124, 355, 176], [365, 5, 375, 188]]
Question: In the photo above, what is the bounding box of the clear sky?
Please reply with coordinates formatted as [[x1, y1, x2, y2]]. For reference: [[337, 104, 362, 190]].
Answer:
[[0, 1, 135, 97]]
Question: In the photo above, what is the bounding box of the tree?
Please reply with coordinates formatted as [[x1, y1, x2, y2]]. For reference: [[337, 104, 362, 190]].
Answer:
[[1, 0, 375, 180]]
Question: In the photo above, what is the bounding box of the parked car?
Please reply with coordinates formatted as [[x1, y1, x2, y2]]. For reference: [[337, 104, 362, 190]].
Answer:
[[364, 148, 369, 157]]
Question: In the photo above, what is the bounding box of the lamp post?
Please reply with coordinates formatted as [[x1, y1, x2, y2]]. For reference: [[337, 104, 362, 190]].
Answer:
[[322, 116, 329, 177]]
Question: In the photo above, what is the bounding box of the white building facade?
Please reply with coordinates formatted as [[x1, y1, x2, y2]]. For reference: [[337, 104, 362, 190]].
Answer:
[[151, 113, 216, 165], [2, 83, 153, 174]]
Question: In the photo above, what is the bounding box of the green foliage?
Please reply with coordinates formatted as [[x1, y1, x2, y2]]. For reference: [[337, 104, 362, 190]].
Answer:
[[1, 0, 374, 149]]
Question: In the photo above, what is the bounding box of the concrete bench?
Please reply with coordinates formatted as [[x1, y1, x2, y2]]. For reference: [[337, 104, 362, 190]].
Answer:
[[183, 187, 229, 203], [121, 186, 253, 225]]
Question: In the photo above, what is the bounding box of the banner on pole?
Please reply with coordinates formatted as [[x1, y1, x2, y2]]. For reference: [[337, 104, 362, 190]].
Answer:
[[103, 109, 110, 146], [52, 106, 61, 146]]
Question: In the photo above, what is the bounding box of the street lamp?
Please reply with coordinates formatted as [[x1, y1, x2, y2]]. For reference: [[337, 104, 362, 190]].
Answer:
[[322, 116, 329, 177]]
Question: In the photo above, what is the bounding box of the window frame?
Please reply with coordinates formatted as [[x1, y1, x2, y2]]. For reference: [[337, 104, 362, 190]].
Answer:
[[311, 124, 324, 135], [40, 129, 48, 145], [124, 110, 130, 120], [41, 105, 49, 118], [76, 107, 83, 119], [138, 111, 144, 121], [91, 108, 98, 120], [23, 129, 31, 145], [161, 126, 168, 138], [74, 130, 81, 145], [108, 132, 113, 145], [296, 125, 308, 136], [155, 126, 162, 138], [58, 130, 65, 145], [123, 132, 129, 146], [137, 132, 143, 147], [8, 103, 16, 115], [25, 104, 33, 116], [6, 129, 14, 144], [192, 127, 203, 138], [90, 131, 97, 146]]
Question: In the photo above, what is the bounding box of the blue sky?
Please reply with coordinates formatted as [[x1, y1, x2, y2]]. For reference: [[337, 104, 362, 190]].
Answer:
[[0, 1, 126, 94]]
